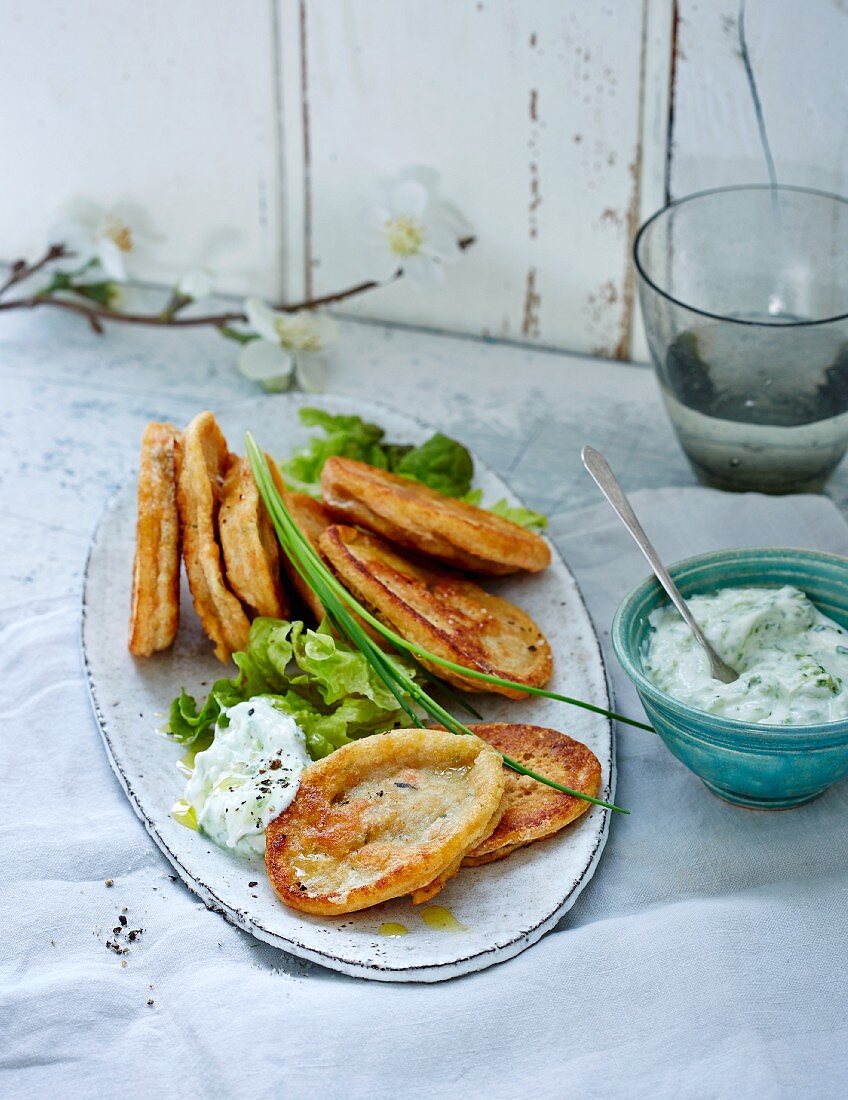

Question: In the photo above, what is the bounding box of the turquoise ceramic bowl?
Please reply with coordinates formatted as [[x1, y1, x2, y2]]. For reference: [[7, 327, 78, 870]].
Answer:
[[612, 547, 848, 809]]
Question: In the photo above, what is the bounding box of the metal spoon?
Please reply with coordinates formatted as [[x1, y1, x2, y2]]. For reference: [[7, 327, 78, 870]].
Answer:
[[581, 446, 738, 684]]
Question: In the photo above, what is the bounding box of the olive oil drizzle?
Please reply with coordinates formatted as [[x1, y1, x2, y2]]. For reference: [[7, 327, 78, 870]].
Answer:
[[421, 905, 469, 932], [378, 922, 409, 937]]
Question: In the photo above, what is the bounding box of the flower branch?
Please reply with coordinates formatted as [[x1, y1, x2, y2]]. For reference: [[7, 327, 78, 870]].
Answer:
[[0, 236, 475, 325], [0, 171, 475, 392]]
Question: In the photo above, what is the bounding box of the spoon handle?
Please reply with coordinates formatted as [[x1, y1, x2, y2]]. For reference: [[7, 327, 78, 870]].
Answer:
[[581, 446, 738, 684]]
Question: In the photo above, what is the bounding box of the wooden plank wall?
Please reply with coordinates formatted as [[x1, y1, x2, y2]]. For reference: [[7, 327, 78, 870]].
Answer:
[[1, 1, 846, 360], [0, 0, 283, 297], [292, 0, 660, 359]]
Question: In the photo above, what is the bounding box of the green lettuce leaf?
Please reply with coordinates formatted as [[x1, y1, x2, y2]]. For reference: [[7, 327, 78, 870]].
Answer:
[[279, 409, 389, 496], [461, 489, 547, 530], [166, 617, 417, 758], [167, 678, 243, 744], [290, 624, 408, 708], [276, 406, 546, 526], [393, 432, 474, 497], [487, 498, 548, 530], [278, 407, 473, 498]]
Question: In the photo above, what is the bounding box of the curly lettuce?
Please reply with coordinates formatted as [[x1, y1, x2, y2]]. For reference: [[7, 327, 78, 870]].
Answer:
[[278, 407, 547, 529], [168, 618, 418, 759], [279, 408, 392, 495], [279, 408, 474, 498], [461, 488, 548, 531]]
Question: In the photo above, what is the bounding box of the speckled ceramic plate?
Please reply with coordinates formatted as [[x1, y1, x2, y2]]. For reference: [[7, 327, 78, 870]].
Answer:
[[82, 393, 614, 982]]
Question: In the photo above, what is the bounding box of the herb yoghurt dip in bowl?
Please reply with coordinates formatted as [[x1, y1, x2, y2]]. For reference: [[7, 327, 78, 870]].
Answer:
[[612, 547, 848, 808]]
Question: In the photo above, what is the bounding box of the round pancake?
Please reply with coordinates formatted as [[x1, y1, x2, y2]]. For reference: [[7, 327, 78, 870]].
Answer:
[[319, 524, 552, 698], [219, 455, 288, 619], [128, 422, 181, 656], [177, 411, 251, 663], [265, 728, 505, 915], [460, 724, 602, 865], [320, 455, 551, 575], [409, 790, 507, 904]]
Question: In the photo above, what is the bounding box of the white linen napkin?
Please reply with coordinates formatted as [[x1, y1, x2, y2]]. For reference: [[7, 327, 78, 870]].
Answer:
[[3, 488, 847, 1099]]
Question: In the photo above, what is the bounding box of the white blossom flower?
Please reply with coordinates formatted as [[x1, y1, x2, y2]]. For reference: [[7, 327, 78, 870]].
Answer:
[[176, 269, 214, 301], [238, 298, 338, 393], [364, 168, 469, 288], [48, 199, 151, 282]]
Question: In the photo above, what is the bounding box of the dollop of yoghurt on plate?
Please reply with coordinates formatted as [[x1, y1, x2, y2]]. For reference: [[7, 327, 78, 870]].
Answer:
[[183, 698, 311, 856]]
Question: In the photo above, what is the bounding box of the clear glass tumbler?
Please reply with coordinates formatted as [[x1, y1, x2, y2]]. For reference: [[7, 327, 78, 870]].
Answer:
[[634, 185, 848, 493]]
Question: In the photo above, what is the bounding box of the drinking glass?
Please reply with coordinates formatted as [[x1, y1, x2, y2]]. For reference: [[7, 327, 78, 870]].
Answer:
[[635, 185, 848, 493]]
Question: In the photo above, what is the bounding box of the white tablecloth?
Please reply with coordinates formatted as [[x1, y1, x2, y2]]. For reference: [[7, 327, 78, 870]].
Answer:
[[3, 484, 848, 1099]]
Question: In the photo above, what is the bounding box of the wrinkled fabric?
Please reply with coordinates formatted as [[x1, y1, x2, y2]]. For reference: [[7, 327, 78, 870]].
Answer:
[[3, 484, 848, 1100]]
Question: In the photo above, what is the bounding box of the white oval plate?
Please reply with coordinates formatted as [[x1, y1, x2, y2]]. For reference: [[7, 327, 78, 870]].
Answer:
[[82, 393, 614, 982]]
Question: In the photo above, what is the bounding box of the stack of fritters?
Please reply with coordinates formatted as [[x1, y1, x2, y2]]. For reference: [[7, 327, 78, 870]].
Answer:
[[265, 728, 506, 915], [129, 416, 555, 695], [265, 723, 602, 913], [129, 411, 286, 662]]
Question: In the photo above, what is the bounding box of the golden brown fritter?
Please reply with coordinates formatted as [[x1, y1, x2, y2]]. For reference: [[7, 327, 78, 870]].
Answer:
[[278, 491, 333, 623], [266, 453, 334, 623], [460, 723, 601, 866], [318, 524, 553, 698], [177, 411, 251, 662], [219, 455, 288, 619], [265, 728, 505, 915], [265, 457, 386, 647], [320, 455, 551, 575], [408, 792, 506, 904], [128, 422, 182, 657]]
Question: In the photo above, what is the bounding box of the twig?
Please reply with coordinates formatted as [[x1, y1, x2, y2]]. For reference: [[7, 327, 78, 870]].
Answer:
[[0, 243, 69, 296], [0, 235, 477, 333], [287, 235, 475, 311], [0, 294, 245, 328]]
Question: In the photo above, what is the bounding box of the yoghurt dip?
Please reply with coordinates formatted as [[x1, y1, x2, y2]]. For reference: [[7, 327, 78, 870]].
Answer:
[[643, 584, 848, 725], [181, 698, 311, 855]]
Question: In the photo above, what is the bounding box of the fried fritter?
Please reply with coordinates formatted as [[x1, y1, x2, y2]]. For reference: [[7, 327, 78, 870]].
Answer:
[[278, 491, 332, 623], [320, 455, 551, 575], [128, 422, 181, 657], [460, 723, 602, 866], [265, 728, 505, 915], [319, 525, 553, 698], [409, 792, 506, 904], [267, 454, 334, 623], [177, 411, 251, 662], [219, 455, 288, 619], [265, 458, 386, 647]]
